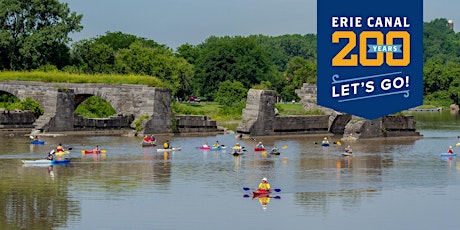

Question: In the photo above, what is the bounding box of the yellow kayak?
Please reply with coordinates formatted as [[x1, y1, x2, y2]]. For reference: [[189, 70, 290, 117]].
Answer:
[[55, 150, 70, 156]]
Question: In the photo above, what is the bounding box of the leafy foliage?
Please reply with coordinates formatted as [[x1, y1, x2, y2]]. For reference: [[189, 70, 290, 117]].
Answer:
[[0, 94, 43, 117], [215, 80, 248, 107], [0, 0, 82, 70], [74, 96, 116, 118]]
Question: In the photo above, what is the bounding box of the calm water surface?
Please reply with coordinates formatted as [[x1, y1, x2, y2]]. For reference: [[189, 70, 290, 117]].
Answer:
[[1, 111, 460, 230]]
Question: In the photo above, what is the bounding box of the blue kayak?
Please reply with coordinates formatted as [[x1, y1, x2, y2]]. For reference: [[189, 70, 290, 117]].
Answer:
[[30, 140, 45, 145], [441, 152, 456, 157]]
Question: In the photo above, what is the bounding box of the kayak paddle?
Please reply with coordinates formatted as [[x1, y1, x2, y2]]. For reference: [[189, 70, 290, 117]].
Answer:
[[243, 187, 281, 192]]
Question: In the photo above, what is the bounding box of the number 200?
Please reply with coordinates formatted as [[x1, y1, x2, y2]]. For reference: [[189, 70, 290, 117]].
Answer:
[[332, 31, 410, 67]]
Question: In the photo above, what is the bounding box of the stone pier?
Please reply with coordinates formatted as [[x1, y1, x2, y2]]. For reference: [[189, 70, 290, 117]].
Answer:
[[237, 88, 422, 139]]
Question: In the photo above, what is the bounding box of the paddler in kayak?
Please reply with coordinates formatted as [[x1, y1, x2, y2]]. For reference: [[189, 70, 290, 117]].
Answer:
[[163, 140, 171, 149], [256, 142, 264, 149], [56, 143, 65, 152], [233, 143, 242, 153], [345, 145, 353, 154], [47, 150, 54, 160], [258, 178, 271, 192], [447, 146, 454, 154], [212, 141, 220, 147], [92, 145, 101, 154]]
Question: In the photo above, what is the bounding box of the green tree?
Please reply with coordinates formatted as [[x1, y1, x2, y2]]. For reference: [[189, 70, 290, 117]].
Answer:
[[70, 39, 115, 74], [0, 0, 82, 70], [215, 80, 247, 107], [114, 41, 194, 97], [75, 96, 116, 118], [195, 36, 275, 100]]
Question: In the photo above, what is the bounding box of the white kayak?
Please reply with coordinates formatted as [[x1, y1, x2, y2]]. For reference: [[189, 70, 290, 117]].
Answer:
[[157, 147, 182, 152], [22, 159, 53, 164], [342, 152, 353, 156]]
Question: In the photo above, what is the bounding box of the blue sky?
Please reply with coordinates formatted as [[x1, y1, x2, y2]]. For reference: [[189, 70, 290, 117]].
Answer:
[[63, 0, 459, 49]]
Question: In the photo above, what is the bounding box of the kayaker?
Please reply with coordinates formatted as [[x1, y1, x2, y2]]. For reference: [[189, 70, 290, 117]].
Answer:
[[345, 145, 353, 154], [202, 142, 209, 148], [271, 145, 279, 154], [234, 143, 242, 152], [164, 140, 171, 149], [150, 135, 156, 142], [47, 152, 54, 160], [258, 178, 271, 191], [56, 143, 64, 152], [213, 141, 220, 147], [256, 142, 264, 149], [447, 146, 454, 154], [93, 145, 101, 154], [322, 137, 329, 145], [143, 135, 151, 142], [34, 136, 39, 141]]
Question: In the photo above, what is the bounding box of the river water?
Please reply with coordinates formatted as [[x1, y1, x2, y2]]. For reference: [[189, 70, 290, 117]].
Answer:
[[0, 111, 459, 230]]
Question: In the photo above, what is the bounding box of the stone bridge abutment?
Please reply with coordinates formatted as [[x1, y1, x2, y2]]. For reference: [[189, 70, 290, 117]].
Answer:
[[0, 81, 172, 133]]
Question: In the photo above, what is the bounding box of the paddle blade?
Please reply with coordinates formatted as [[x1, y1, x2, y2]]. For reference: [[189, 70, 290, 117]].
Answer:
[[282, 146, 288, 149], [337, 141, 342, 146], [243, 194, 250, 198], [274, 188, 281, 192], [456, 142, 460, 147], [273, 196, 281, 199], [29, 135, 34, 139], [101, 149, 107, 153]]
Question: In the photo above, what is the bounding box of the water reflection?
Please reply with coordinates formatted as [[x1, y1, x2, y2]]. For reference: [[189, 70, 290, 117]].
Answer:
[[1, 114, 459, 229]]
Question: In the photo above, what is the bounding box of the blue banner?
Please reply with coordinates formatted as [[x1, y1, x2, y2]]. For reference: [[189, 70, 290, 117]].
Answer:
[[317, 0, 423, 119]]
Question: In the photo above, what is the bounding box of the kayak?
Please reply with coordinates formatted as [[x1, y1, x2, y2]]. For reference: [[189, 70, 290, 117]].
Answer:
[[232, 149, 244, 156], [441, 152, 457, 157], [342, 152, 352, 156], [22, 159, 53, 165], [157, 147, 181, 152], [321, 142, 330, 147], [141, 141, 157, 147], [254, 147, 265, 151], [53, 158, 71, 164], [81, 150, 106, 154], [30, 140, 45, 145], [199, 146, 211, 150], [211, 146, 226, 151], [22, 158, 71, 165], [269, 151, 280, 155], [253, 189, 272, 198], [55, 151, 70, 156]]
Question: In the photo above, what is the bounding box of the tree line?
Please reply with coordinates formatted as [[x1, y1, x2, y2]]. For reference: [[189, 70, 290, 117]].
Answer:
[[0, 0, 459, 108]]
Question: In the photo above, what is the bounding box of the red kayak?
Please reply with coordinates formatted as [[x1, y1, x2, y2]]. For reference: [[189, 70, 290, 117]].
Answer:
[[253, 189, 272, 198], [254, 147, 265, 151], [81, 150, 106, 154]]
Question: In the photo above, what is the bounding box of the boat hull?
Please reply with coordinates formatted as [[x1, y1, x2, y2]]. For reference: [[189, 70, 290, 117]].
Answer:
[[157, 147, 181, 152], [30, 140, 45, 145], [441, 153, 456, 157], [141, 141, 157, 147]]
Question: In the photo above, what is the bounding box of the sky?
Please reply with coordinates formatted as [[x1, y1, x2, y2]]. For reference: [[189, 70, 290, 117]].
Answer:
[[63, 0, 460, 49]]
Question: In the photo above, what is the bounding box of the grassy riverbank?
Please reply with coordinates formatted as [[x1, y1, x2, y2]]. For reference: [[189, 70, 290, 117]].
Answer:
[[171, 101, 319, 121], [0, 71, 170, 87]]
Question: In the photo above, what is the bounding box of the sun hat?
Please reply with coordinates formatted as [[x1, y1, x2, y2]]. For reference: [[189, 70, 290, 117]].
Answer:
[[262, 177, 267, 182]]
